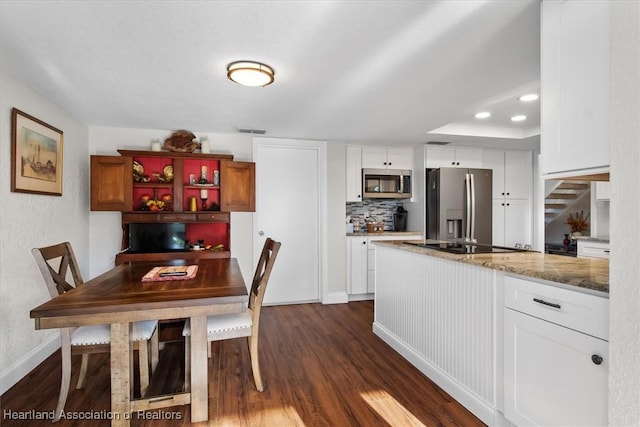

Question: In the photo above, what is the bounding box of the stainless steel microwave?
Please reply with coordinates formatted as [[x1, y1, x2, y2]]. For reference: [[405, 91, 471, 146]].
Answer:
[[362, 168, 412, 199]]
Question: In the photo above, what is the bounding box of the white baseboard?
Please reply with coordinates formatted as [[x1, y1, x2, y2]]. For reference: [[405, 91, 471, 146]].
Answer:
[[348, 293, 374, 302], [0, 335, 60, 395], [322, 291, 349, 304], [373, 322, 497, 427]]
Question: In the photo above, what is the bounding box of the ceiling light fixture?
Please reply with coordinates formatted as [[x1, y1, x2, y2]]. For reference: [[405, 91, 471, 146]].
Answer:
[[511, 115, 527, 122], [227, 61, 275, 87], [475, 111, 491, 119], [518, 93, 539, 102]]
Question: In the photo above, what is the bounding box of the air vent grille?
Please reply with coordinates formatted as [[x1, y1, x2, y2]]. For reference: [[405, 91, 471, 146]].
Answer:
[[426, 141, 450, 145], [237, 128, 267, 135]]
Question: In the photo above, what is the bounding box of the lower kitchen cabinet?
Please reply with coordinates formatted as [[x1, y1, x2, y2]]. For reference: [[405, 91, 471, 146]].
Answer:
[[347, 234, 421, 298], [347, 236, 368, 295], [503, 276, 609, 426], [493, 198, 532, 248]]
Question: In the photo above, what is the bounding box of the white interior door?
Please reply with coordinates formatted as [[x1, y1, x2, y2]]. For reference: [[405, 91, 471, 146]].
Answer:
[[253, 137, 326, 305]]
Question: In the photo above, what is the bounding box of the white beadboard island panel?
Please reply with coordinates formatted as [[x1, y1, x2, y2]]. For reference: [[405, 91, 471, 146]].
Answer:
[[373, 244, 499, 426]]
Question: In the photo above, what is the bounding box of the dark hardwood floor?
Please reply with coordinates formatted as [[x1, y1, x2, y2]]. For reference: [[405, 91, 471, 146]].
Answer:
[[1, 301, 485, 426]]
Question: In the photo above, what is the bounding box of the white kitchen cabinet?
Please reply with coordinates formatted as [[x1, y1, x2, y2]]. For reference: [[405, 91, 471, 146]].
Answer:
[[493, 199, 532, 248], [367, 234, 421, 293], [347, 234, 422, 298], [346, 146, 363, 202], [346, 236, 368, 294], [484, 150, 533, 248], [425, 146, 483, 169], [483, 150, 533, 200], [504, 275, 609, 426], [541, 0, 610, 176], [362, 147, 413, 169], [577, 240, 610, 259], [595, 181, 610, 201]]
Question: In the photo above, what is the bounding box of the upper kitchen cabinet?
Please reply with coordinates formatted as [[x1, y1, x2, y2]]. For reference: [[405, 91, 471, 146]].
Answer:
[[346, 145, 363, 202], [425, 146, 483, 169], [361, 147, 413, 170], [219, 161, 255, 212], [90, 150, 255, 213], [541, 0, 610, 177], [90, 155, 133, 211], [483, 150, 533, 200], [483, 149, 533, 248]]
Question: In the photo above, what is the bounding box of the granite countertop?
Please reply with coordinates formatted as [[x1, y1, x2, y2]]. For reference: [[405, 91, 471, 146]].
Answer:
[[375, 240, 609, 295], [346, 231, 423, 237]]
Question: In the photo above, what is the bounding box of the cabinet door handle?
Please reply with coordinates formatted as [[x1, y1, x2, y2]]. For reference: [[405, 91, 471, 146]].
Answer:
[[533, 297, 561, 309], [591, 354, 604, 365]]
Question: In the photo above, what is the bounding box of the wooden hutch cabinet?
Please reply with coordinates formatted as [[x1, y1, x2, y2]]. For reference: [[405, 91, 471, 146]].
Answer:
[[90, 150, 255, 265]]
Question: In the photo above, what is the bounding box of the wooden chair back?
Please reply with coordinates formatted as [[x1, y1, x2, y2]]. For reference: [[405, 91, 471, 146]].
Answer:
[[32, 241, 84, 299], [31, 242, 84, 298], [248, 238, 281, 314]]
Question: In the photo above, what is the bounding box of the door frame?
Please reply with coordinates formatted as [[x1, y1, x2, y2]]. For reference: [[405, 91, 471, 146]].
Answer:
[[252, 137, 328, 304]]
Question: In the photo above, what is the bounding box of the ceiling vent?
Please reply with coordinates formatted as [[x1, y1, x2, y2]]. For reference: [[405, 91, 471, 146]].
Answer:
[[237, 128, 267, 135], [426, 140, 451, 145]]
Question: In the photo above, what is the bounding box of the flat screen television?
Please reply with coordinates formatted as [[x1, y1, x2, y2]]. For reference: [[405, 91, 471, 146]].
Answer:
[[128, 223, 186, 253]]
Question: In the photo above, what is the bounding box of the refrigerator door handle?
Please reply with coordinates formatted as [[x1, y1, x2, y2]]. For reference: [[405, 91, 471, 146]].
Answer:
[[465, 173, 472, 241], [470, 173, 476, 243]]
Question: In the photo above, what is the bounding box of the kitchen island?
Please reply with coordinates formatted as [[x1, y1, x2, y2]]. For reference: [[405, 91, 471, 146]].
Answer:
[[372, 240, 609, 426]]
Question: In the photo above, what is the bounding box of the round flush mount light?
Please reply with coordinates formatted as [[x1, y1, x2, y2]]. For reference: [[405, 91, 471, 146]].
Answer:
[[511, 115, 527, 122], [227, 61, 275, 87], [518, 93, 539, 102], [475, 111, 491, 119]]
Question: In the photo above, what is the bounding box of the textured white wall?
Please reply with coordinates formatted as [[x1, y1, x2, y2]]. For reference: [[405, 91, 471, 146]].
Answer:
[[327, 142, 348, 299], [0, 71, 89, 392], [609, 1, 640, 425]]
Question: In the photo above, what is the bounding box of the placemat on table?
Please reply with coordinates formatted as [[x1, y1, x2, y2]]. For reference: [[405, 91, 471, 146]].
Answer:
[[141, 265, 198, 282]]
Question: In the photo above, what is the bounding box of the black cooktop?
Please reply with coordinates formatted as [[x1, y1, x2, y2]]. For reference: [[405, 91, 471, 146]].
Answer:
[[403, 241, 533, 254]]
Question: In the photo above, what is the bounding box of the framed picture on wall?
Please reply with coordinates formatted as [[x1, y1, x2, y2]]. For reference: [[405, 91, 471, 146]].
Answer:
[[11, 108, 64, 196]]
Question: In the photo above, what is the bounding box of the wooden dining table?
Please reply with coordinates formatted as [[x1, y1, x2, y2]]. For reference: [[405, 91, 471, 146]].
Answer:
[[30, 258, 248, 427]]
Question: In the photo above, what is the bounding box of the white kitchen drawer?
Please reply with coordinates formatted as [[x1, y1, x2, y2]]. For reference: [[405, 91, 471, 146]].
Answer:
[[577, 240, 610, 259], [504, 275, 609, 340]]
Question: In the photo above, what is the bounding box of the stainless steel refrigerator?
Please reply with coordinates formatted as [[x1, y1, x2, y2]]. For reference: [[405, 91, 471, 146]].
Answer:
[[426, 167, 493, 244]]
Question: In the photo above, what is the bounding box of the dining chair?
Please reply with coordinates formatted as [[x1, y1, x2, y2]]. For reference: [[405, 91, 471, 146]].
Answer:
[[182, 237, 281, 392], [31, 242, 159, 422]]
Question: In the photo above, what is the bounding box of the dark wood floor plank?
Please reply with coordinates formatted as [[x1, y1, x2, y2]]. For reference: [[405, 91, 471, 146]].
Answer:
[[1, 301, 485, 426]]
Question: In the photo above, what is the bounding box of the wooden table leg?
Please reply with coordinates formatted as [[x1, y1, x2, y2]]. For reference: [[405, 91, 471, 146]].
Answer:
[[190, 315, 208, 422], [111, 322, 131, 427]]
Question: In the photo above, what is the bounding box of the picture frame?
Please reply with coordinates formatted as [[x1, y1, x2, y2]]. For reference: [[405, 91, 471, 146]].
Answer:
[[11, 108, 64, 196]]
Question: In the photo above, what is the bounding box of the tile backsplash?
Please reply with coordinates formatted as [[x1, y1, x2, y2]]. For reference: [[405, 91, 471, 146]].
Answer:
[[346, 200, 403, 232]]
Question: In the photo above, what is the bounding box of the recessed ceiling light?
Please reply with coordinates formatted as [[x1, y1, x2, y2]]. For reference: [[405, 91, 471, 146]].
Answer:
[[511, 115, 527, 122], [518, 93, 539, 102], [227, 61, 275, 87], [475, 111, 491, 119]]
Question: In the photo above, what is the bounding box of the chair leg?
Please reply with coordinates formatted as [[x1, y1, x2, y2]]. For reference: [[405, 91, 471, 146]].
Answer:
[[248, 334, 264, 392], [184, 335, 191, 392], [138, 340, 150, 397], [76, 353, 89, 389], [56, 337, 72, 422]]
